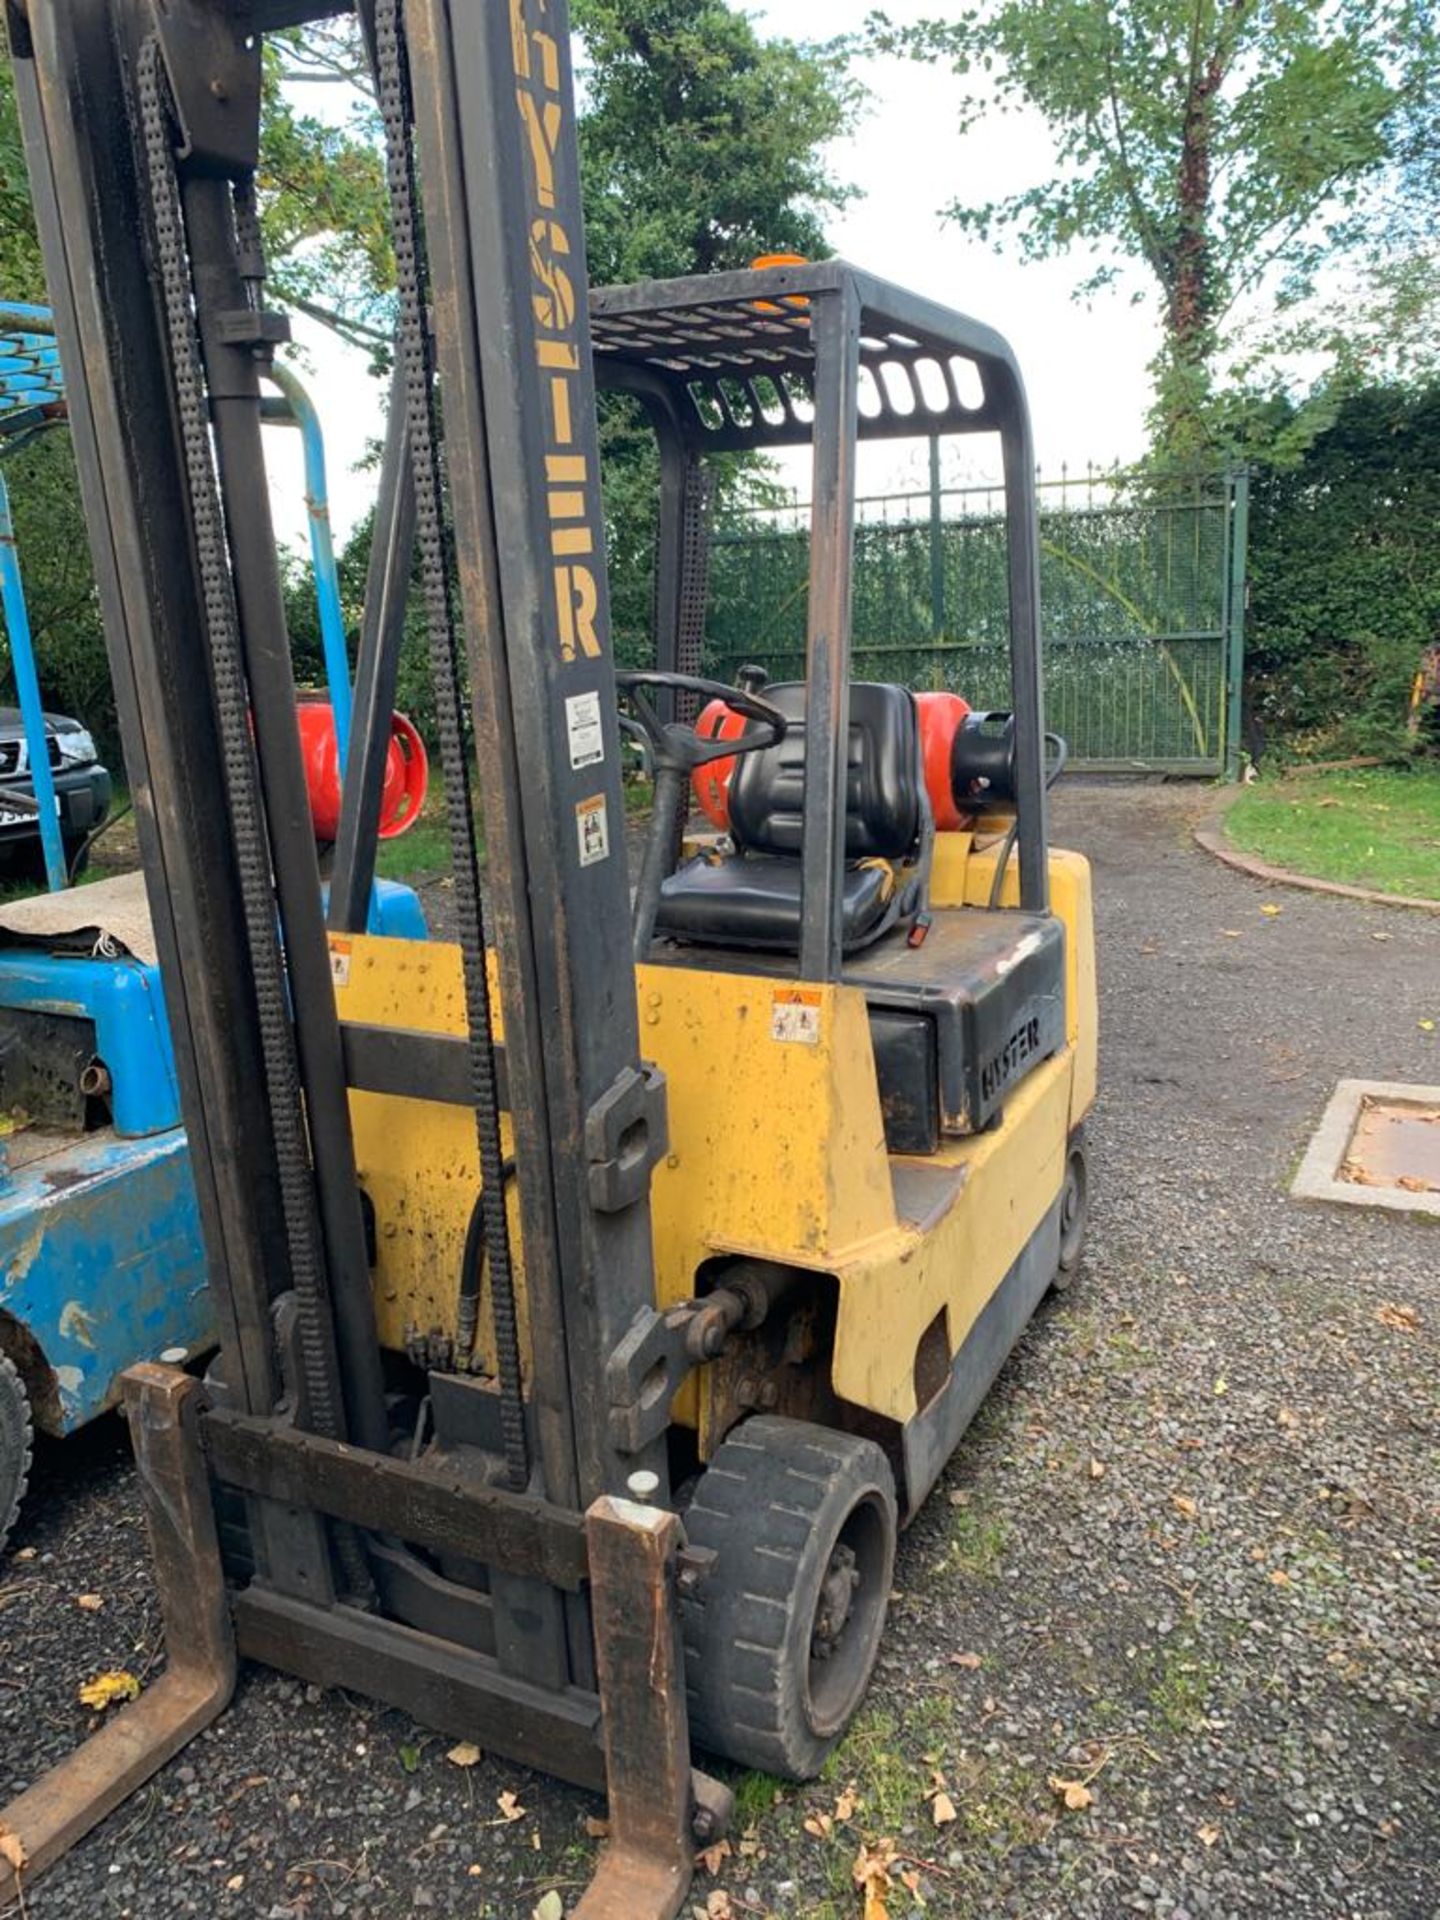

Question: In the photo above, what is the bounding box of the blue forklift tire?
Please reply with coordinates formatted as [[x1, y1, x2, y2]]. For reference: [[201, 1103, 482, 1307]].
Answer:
[[0, 1350, 32, 1558]]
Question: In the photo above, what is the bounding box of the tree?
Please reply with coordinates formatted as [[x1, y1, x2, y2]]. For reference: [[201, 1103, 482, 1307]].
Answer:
[[575, 0, 857, 286], [873, 1, 1438, 454], [574, 0, 859, 658]]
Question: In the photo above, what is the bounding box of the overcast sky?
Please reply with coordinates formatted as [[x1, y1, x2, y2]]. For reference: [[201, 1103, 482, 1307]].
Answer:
[[266, 1, 1159, 551]]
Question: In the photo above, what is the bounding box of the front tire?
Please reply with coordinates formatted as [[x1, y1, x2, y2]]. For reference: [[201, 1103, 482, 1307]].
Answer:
[[681, 1415, 897, 1780], [1052, 1130, 1089, 1291], [0, 1351, 34, 1558]]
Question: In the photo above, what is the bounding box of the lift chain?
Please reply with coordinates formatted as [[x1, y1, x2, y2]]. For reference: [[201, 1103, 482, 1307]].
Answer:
[[372, 0, 530, 1490], [135, 40, 350, 1456]]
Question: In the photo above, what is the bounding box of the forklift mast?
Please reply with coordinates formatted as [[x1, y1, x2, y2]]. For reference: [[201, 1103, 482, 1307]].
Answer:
[[6, 0, 699, 1906], [11, 0, 663, 1492]]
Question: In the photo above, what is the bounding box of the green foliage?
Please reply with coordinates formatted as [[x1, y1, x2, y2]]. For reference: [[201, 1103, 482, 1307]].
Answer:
[[1244, 381, 1440, 758], [0, 18, 44, 301], [0, 433, 116, 761], [873, 1, 1438, 454]]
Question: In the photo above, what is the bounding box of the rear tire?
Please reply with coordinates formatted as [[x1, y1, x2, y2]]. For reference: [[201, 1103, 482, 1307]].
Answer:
[[0, 1351, 34, 1559], [681, 1415, 897, 1780], [1052, 1130, 1089, 1292]]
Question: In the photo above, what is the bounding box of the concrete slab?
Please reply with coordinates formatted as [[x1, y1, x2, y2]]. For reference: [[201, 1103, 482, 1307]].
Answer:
[[1292, 1079, 1440, 1217]]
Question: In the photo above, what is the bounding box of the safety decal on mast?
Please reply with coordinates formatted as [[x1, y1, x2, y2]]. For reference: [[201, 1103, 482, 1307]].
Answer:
[[564, 689, 605, 769], [576, 793, 610, 867]]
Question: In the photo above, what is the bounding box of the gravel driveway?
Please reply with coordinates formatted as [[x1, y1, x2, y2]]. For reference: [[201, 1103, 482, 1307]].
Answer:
[[2, 780, 1436, 1919]]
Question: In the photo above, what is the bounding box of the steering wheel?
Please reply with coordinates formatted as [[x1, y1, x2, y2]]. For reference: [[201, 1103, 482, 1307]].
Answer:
[[615, 670, 787, 959], [614, 670, 786, 772]]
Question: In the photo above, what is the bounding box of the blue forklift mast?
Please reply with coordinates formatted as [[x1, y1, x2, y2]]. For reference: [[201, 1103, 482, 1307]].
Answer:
[[0, 304, 423, 1548]]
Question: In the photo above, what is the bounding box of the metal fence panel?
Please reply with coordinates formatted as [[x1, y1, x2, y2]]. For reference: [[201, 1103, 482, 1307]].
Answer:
[[705, 467, 1247, 774]]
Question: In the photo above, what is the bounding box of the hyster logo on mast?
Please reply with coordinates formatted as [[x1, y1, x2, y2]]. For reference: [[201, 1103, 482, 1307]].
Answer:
[[512, 0, 602, 665]]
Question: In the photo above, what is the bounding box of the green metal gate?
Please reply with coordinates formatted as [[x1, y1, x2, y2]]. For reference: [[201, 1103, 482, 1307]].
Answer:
[[706, 466, 1249, 776]]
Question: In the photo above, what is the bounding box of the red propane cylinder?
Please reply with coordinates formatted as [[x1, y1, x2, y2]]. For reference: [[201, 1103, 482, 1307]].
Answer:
[[296, 699, 429, 844], [915, 690, 973, 831], [690, 697, 753, 831]]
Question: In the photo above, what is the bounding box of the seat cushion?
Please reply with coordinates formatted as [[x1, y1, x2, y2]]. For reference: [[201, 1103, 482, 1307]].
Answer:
[[656, 854, 894, 951], [729, 683, 921, 861]]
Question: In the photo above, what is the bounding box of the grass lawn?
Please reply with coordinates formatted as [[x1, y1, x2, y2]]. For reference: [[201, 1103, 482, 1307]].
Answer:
[[1225, 765, 1440, 899]]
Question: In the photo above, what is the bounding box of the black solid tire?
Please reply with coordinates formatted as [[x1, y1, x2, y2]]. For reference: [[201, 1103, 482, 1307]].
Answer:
[[1052, 1131, 1089, 1291], [0, 1351, 33, 1559], [681, 1415, 897, 1780]]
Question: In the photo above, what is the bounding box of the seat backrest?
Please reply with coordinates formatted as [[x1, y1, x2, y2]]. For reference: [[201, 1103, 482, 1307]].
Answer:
[[728, 682, 922, 860]]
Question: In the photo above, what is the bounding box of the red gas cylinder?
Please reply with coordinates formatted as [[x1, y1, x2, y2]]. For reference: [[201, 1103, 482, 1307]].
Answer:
[[915, 690, 972, 831], [296, 700, 429, 844], [690, 697, 752, 831]]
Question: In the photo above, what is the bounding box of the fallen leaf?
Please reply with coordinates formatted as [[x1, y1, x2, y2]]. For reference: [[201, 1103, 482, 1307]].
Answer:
[[1370, 930, 1392, 941], [852, 1838, 897, 1920], [1088, 1457, 1106, 1479], [583, 1816, 609, 1839], [13, 1548, 35, 1563], [1048, 1775, 1094, 1812], [949, 1650, 982, 1669], [1221, 929, 1242, 938], [1269, 1569, 1292, 1586], [1396, 1174, 1432, 1193], [1420, 1019, 1435, 1033], [1171, 1494, 1198, 1521], [0, 1829, 25, 1872], [1213, 1378, 1228, 1396], [931, 1790, 958, 1826], [78, 1670, 140, 1711], [445, 1741, 482, 1768], [225, 1873, 245, 1892], [1377, 1302, 1420, 1333], [833, 1784, 859, 1822], [1197, 1822, 1221, 1848], [532, 1894, 564, 1920], [947, 1489, 970, 1508], [75, 1593, 104, 1612], [705, 1892, 733, 1920], [803, 1813, 833, 1840], [497, 1790, 526, 1822], [398, 1742, 422, 1773], [1260, 903, 1283, 917], [697, 1839, 731, 1875], [1277, 1407, 1300, 1428], [901, 1868, 923, 1895]]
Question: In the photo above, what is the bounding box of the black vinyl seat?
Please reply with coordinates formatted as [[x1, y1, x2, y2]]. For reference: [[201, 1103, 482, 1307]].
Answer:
[[656, 682, 925, 953]]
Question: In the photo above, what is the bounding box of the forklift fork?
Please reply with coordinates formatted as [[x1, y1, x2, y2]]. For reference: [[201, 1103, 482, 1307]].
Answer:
[[0, 1368, 714, 1919], [0, 1367, 234, 1901]]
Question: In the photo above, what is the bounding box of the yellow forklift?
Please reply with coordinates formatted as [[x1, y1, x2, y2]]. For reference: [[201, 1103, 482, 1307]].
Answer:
[[1, 1, 1094, 1913]]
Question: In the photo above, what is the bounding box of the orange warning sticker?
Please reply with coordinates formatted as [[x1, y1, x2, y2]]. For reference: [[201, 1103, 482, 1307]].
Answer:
[[771, 985, 822, 1044], [329, 937, 352, 988]]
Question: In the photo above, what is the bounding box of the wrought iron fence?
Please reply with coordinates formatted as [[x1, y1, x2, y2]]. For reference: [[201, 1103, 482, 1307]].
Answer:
[[705, 465, 1248, 775]]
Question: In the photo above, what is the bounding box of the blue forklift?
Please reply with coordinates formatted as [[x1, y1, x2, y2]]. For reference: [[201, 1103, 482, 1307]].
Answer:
[[0, 303, 424, 1551]]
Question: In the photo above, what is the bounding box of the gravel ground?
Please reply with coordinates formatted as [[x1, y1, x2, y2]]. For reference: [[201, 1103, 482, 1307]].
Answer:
[[2, 780, 1436, 1919]]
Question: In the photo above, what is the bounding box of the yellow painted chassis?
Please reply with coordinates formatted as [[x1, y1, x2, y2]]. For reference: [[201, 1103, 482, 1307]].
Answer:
[[334, 832, 1096, 1470]]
